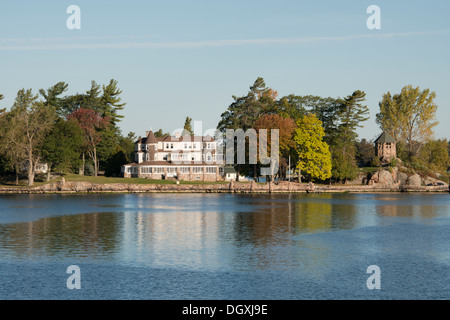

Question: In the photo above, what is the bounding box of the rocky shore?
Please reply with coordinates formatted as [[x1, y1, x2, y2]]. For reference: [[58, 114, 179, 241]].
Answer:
[[0, 178, 448, 194]]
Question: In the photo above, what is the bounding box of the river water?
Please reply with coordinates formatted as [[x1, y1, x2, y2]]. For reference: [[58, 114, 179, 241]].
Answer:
[[0, 192, 449, 300]]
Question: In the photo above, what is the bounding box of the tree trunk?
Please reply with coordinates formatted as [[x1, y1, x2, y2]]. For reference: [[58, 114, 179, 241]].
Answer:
[[93, 148, 98, 177], [46, 163, 52, 182], [27, 167, 35, 187], [15, 166, 19, 186], [80, 153, 85, 176], [27, 154, 34, 187]]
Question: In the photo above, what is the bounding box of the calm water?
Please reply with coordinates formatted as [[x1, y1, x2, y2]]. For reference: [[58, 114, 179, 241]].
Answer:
[[0, 192, 450, 299]]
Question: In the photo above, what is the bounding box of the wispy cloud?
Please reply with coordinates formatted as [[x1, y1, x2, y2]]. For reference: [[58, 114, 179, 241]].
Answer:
[[0, 30, 449, 51]]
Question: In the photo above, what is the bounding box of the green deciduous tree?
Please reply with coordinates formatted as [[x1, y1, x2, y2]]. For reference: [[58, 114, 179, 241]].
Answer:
[[415, 139, 449, 173], [41, 118, 84, 179], [3, 89, 55, 186]]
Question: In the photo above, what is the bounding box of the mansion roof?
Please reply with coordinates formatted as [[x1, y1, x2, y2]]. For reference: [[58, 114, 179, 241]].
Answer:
[[136, 130, 215, 145]]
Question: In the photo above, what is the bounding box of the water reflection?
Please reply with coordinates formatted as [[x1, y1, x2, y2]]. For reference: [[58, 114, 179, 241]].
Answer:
[[0, 193, 449, 272], [0, 212, 121, 260]]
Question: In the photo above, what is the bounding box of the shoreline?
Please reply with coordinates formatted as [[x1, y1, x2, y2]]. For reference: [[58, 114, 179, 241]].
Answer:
[[0, 181, 448, 194]]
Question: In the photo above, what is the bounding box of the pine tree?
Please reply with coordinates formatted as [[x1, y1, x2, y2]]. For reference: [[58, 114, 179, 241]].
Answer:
[[183, 116, 194, 136], [330, 90, 369, 182]]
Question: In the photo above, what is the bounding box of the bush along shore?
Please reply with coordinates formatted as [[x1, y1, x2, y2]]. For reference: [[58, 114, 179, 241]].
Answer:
[[0, 178, 448, 194]]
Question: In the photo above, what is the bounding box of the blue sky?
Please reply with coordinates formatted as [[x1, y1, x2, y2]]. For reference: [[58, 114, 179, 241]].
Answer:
[[1, 0, 449, 141]]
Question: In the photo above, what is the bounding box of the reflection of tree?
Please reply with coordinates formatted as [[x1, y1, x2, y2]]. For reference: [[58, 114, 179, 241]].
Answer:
[[0, 212, 121, 259], [375, 204, 440, 218], [227, 194, 361, 271], [296, 194, 333, 233]]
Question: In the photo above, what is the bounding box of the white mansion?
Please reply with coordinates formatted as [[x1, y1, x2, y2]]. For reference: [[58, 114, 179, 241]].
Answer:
[[122, 130, 226, 181]]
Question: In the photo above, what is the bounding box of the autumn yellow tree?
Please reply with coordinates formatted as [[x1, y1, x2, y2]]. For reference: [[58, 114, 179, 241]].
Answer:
[[376, 85, 439, 157], [294, 114, 332, 182]]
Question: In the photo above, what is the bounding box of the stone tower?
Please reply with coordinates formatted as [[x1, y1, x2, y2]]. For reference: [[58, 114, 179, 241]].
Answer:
[[374, 132, 396, 162]]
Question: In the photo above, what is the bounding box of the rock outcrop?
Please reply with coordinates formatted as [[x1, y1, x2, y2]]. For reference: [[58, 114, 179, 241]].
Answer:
[[406, 174, 422, 186]]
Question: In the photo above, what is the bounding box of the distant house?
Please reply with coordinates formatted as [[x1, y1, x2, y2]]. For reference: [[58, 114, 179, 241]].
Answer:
[[224, 166, 248, 182], [122, 130, 226, 181], [20, 161, 48, 174], [374, 132, 396, 162]]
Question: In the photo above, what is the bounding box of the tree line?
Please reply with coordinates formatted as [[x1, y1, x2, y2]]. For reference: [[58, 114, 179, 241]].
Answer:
[[0, 80, 136, 186], [217, 77, 449, 182], [0, 77, 448, 186]]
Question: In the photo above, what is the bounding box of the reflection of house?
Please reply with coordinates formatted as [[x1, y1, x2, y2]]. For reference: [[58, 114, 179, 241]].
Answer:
[[374, 132, 396, 162], [122, 130, 225, 181]]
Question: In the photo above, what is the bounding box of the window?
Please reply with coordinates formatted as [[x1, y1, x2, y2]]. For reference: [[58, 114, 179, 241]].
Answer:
[[154, 167, 164, 174], [166, 143, 170, 149], [184, 143, 188, 149], [193, 167, 203, 173], [171, 143, 174, 149], [219, 167, 224, 175], [206, 167, 216, 174], [141, 167, 152, 174], [180, 167, 190, 173]]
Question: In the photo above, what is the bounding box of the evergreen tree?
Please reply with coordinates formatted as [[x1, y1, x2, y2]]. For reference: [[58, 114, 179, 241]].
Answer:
[[100, 79, 126, 124], [183, 116, 194, 136], [217, 77, 277, 179], [0, 94, 5, 114], [330, 90, 369, 182]]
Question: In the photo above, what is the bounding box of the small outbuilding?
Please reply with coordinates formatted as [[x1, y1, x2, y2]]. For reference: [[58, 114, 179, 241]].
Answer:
[[374, 132, 396, 163]]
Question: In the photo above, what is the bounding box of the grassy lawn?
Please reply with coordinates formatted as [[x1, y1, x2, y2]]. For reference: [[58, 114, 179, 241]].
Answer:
[[63, 174, 229, 185], [62, 174, 176, 185], [0, 175, 51, 188], [0, 173, 231, 187]]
